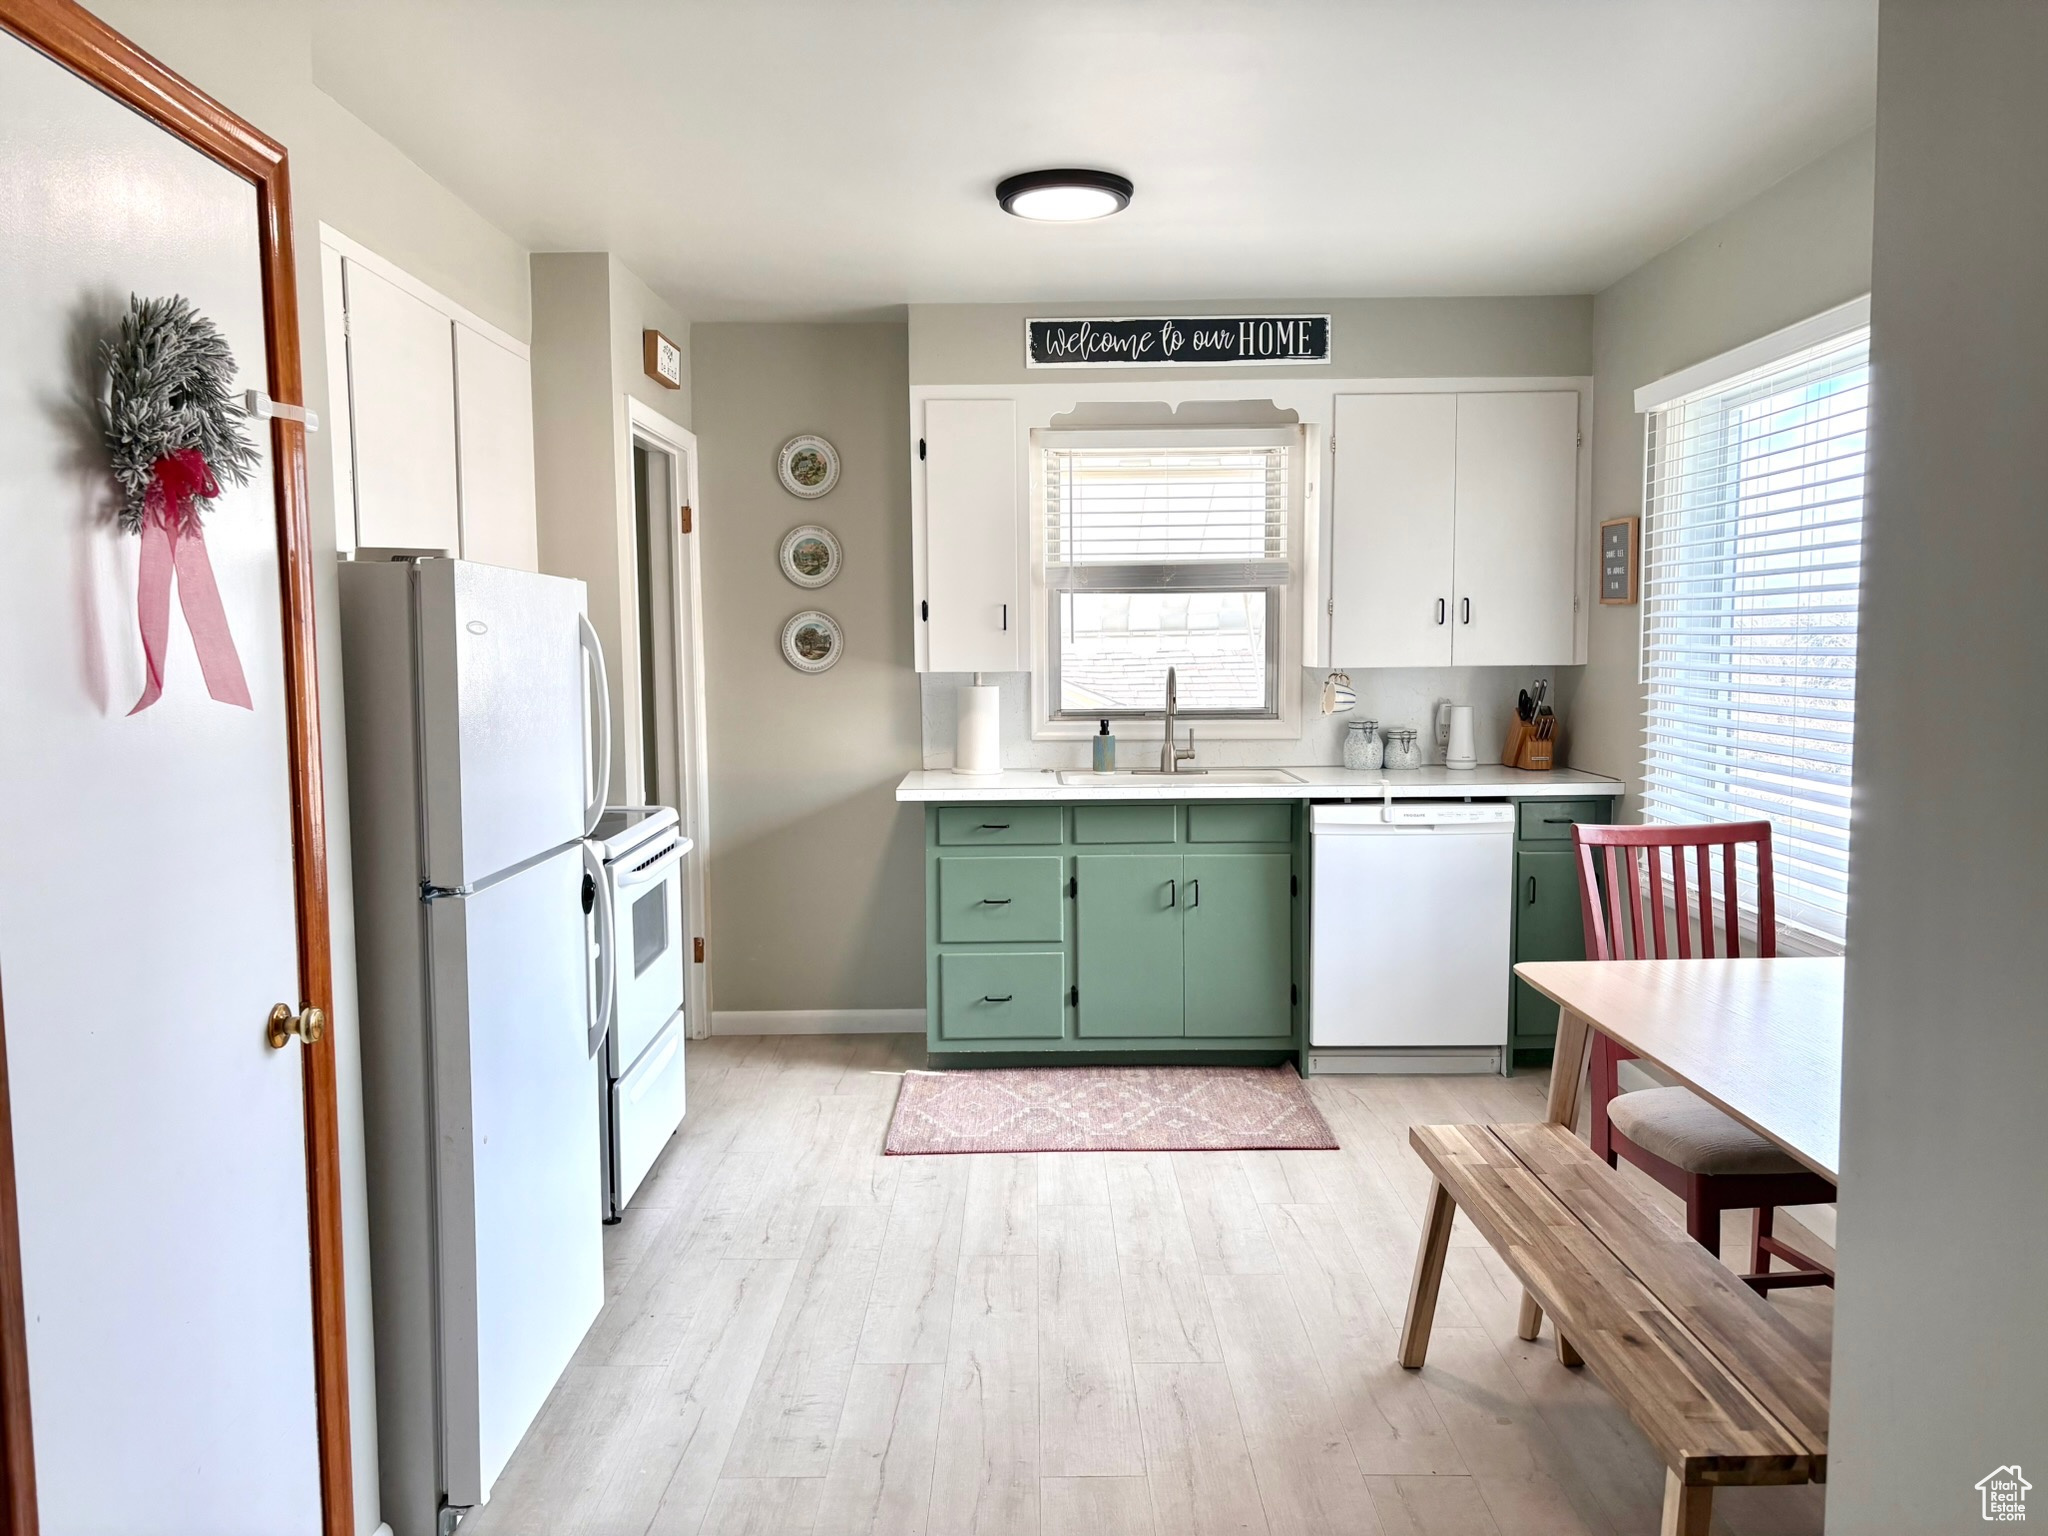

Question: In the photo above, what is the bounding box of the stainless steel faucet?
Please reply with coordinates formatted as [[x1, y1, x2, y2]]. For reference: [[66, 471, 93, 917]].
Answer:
[[1159, 666, 1196, 773]]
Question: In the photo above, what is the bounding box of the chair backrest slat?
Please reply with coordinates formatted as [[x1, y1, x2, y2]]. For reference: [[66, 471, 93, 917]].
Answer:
[[1571, 820, 1778, 962]]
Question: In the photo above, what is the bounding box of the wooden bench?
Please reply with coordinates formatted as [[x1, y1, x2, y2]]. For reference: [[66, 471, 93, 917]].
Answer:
[[1399, 1121, 1830, 1535]]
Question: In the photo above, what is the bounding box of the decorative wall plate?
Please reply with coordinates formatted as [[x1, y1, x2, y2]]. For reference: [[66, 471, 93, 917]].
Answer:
[[777, 434, 839, 499], [780, 610, 843, 673], [779, 524, 842, 588]]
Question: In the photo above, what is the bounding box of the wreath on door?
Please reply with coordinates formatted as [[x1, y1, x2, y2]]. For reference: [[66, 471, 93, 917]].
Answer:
[[103, 294, 260, 713]]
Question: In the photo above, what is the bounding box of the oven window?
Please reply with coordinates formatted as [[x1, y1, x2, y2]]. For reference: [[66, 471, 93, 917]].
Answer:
[[630, 883, 668, 977]]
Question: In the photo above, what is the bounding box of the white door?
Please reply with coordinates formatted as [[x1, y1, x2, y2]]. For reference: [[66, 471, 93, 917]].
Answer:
[[920, 398, 1022, 671], [344, 258, 461, 553], [428, 844, 603, 1506], [1451, 391, 1581, 665], [0, 31, 322, 1534], [1329, 394, 1457, 667], [454, 323, 540, 572], [416, 560, 598, 887]]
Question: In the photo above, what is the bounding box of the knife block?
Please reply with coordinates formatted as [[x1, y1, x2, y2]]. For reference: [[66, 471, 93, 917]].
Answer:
[[1501, 717, 1557, 771]]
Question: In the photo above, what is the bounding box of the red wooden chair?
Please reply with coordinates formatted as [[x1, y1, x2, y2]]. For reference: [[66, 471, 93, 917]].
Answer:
[[1573, 820, 1835, 1294]]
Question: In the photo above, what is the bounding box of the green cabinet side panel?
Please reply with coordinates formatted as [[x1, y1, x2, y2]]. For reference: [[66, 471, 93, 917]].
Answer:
[[938, 952, 1067, 1040], [1075, 854, 1184, 1037], [1182, 853, 1294, 1037], [1073, 804, 1178, 844], [936, 805, 1064, 846], [937, 855, 1065, 943], [1186, 803, 1293, 844]]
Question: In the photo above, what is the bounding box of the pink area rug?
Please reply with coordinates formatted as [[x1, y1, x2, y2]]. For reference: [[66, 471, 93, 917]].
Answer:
[[884, 1063, 1339, 1155]]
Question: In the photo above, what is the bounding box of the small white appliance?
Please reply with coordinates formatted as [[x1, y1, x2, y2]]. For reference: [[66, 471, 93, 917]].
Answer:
[[593, 805, 692, 1220], [1308, 801, 1514, 1073], [340, 557, 613, 1536], [1441, 703, 1478, 770]]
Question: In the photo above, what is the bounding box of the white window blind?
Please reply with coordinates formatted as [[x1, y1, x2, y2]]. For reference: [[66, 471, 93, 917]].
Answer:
[[1640, 325, 1869, 941], [1043, 442, 1288, 580]]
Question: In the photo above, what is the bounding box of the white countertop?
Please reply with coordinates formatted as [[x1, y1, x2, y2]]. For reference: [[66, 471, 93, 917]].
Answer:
[[895, 765, 1623, 803]]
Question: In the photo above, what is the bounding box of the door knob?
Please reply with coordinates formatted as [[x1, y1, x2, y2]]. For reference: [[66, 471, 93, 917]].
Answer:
[[267, 1003, 326, 1049]]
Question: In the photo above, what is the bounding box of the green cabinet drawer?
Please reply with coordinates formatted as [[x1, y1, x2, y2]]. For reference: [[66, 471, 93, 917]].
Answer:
[[1073, 804, 1178, 844], [1516, 798, 1607, 844], [936, 805, 1063, 846], [938, 856, 1065, 943], [938, 952, 1067, 1040], [1186, 802, 1292, 844]]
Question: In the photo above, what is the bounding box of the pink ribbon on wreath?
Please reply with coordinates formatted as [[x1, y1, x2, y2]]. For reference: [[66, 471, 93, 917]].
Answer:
[[129, 447, 252, 714]]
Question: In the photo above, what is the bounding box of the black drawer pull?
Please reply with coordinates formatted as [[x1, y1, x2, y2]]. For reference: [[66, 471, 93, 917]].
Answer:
[[1527, 875, 1538, 904], [979, 896, 1012, 906], [979, 822, 1011, 830], [982, 994, 1013, 1004], [1542, 816, 1577, 824]]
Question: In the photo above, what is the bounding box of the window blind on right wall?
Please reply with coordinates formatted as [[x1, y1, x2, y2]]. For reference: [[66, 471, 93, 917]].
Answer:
[[1640, 324, 1870, 943]]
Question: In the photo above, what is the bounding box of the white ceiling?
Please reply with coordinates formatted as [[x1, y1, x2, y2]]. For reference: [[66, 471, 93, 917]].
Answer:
[[308, 1, 1877, 321]]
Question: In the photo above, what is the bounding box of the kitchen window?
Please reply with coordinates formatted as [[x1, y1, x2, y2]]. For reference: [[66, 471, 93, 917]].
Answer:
[[1040, 428, 1297, 720], [1638, 309, 1868, 945]]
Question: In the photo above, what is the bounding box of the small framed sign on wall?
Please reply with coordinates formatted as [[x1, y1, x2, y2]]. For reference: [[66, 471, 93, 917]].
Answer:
[[1600, 516, 1641, 605], [643, 328, 683, 390]]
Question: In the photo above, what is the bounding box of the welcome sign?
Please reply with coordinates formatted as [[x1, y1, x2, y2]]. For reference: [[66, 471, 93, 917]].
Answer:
[[1025, 314, 1331, 368]]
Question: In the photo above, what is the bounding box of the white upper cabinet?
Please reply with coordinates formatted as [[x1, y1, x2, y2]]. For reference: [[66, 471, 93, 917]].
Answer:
[[1329, 393, 1458, 668], [342, 259, 461, 553], [454, 324, 540, 572], [1451, 391, 1581, 666], [1327, 388, 1583, 668], [325, 234, 540, 569], [918, 398, 1021, 672]]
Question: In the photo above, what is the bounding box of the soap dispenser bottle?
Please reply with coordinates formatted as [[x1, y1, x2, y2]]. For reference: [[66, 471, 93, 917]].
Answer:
[[1093, 719, 1116, 773]]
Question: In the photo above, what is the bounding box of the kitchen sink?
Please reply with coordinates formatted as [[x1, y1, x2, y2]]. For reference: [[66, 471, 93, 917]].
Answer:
[[1055, 768, 1304, 786]]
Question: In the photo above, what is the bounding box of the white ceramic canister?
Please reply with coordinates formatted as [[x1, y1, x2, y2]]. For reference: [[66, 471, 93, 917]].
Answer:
[[1342, 718, 1382, 770]]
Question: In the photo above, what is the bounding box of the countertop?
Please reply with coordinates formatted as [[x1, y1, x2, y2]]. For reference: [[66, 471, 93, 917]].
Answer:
[[895, 765, 1624, 803]]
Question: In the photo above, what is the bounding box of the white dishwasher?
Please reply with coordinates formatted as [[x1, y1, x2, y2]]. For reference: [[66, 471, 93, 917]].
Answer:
[[1308, 801, 1515, 1073]]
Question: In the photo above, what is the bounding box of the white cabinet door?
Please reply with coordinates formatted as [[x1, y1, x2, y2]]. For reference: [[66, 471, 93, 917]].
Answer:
[[921, 398, 1021, 672], [455, 323, 540, 572], [1451, 391, 1581, 666], [1329, 393, 1457, 668], [344, 257, 461, 552]]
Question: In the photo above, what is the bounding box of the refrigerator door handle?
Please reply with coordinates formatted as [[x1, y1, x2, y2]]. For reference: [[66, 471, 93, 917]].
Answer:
[[585, 839, 616, 1058], [578, 614, 611, 837]]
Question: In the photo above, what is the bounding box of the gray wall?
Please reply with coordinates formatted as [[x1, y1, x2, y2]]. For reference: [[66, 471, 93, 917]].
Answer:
[[1573, 133, 1876, 810], [910, 295, 1593, 384], [531, 252, 691, 804], [76, 5, 534, 1530], [692, 325, 925, 1016], [1829, 4, 2048, 1526]]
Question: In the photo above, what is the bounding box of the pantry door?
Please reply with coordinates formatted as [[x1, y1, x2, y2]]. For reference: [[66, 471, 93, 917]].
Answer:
[[0, 5, 349, 1535]]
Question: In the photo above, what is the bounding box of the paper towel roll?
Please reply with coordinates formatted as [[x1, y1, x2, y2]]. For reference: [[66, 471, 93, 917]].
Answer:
[[1445, 704, 1478, 770], [954, 684, 1003, 775]]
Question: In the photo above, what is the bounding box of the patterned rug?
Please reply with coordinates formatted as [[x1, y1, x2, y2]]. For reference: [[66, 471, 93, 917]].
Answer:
[[883, 1063, 1339, 1155]]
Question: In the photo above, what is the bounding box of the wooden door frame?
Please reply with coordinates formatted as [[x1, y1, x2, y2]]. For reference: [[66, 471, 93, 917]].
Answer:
[[0, 5, 352, 1535]]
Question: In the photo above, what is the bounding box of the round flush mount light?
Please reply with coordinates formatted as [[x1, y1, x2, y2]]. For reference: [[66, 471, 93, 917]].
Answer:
[[995, 168, 1134, 222]]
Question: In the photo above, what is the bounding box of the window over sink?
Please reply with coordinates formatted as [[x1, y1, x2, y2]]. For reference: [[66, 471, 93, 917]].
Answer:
[[1039, 428, 1299, 721]]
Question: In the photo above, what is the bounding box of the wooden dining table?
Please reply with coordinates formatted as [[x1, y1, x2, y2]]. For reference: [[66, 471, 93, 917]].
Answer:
[[1513, 956, 1844, 1181]]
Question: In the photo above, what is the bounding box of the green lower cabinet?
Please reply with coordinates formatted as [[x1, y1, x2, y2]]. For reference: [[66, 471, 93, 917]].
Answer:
[[1510, 840, 1600, 1064], [1075, 854, 1185, 1037], [937, 952, 1066, 1041], [1183, 853, 1293, 1037]]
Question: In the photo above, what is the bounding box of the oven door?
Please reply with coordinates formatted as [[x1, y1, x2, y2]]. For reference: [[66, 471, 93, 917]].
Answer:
[[608, 837, 687, 1073]]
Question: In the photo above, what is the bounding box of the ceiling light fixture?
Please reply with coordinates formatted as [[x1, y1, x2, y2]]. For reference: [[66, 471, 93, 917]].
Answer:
[[996, 168, 1134, 222]]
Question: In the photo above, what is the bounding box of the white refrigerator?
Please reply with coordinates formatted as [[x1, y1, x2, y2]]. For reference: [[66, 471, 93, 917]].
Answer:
[[341, 558, 613, 1536]]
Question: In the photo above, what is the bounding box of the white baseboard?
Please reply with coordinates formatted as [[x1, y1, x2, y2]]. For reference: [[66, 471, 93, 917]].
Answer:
[[711, 1008, 925, 1036]]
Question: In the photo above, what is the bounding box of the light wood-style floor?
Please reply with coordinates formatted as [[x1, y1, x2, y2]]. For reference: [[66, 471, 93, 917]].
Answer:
[[464, 1035, 1830, 1536]]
